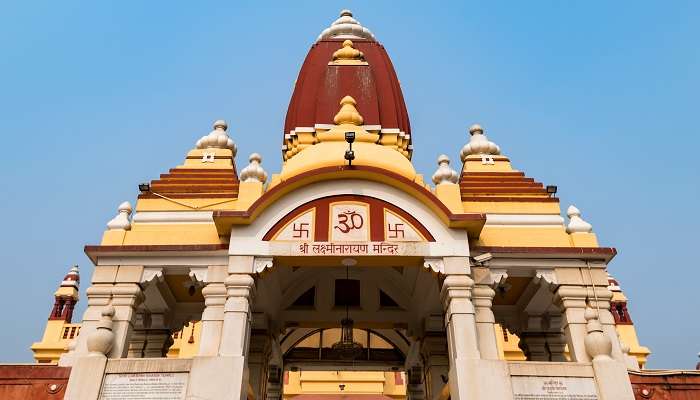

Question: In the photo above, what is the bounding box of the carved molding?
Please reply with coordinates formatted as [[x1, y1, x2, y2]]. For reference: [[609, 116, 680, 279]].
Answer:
[[423, 258, 444, 274], [141, 267, 164, 286], [490, 268, 509, 288], [187, 268, 207, 289], [254, 257, 274, 274], [534, 269, 558, 290]]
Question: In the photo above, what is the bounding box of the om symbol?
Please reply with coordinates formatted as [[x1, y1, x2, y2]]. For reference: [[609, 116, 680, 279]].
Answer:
[[334, 211, 364, 233]]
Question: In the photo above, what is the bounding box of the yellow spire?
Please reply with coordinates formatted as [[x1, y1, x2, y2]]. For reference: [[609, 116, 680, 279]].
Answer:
[[330, 40, 367, 65], [333, 96, 364, 125]]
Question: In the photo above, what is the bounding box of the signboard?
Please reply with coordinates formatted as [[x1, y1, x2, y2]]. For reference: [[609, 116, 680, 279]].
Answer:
[[294, 241, 421, 256], [99, 372, 188, 400], [511, 376, 598, 400]]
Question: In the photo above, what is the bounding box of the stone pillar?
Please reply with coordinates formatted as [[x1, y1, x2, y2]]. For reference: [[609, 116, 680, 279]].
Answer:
[[545, 315, 567, 362], [519, 333, 549, 361], [198, 282, 227, 356], [126, 312, 149, 358], [66, 284, 112, 360], [266, 335, 283, 400], [440, 275, 480, 400], [144, 330, 172, 358], [109, 283, 144, 358], [220, 274, 255, 355], [518, 316, 550, 361], [406, 364, 426, 400], [218, 273, 255, 399], [248, 331, 271, 400], [421, 335, 449, 400], [554, 285, 589, 362], [127, 330, 147, 358], [545, 333, 568, 361], [472, 284, 499, 360]]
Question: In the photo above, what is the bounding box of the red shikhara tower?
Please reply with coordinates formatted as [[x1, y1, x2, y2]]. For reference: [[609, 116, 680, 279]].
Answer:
[[283, 10, 411, 161]]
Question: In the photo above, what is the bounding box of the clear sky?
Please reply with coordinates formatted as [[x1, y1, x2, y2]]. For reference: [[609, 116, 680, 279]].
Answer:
[[0, 1, 698, 368]]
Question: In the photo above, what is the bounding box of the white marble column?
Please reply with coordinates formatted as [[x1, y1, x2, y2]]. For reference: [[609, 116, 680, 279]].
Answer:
[[472, 284, 499, 360], [440, 275, 480, 400], [219, 274, 255, 356], [198, 282, 227, 356], [555, 285, 589, 362], [110, 283, 144, 358], [218, 273, 255, 400]]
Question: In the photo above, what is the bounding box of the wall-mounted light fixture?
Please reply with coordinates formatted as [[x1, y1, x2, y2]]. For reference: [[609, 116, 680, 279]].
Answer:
[[344, 131, 355, 166], [546, 185, 557, 198], [138, 182, 151, 192]]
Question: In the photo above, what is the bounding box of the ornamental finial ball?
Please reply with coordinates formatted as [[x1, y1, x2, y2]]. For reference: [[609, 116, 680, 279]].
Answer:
[[437, 154, 450, 164], [469, 124, 483, 135], [117, 201, 132, 214], [340, 9, 353, 17], [213, 119, 228, 130], [249, 153, 262, 163]]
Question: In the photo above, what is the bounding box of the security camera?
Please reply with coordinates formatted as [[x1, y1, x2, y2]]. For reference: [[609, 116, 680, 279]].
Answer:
[[473, 252, 493, 264]]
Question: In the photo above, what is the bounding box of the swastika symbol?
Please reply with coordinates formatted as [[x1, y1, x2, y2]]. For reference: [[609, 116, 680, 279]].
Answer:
[[292, 222, 310, 239], [387, 223, 405, 239]]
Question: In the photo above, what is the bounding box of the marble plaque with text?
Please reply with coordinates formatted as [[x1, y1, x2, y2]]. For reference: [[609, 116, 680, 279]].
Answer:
[[98, 372, 188, 400], [511, 376, 598, 400]]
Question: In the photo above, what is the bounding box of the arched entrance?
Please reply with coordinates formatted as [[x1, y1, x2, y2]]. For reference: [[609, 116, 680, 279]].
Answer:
[[235, 181, 467, 400]]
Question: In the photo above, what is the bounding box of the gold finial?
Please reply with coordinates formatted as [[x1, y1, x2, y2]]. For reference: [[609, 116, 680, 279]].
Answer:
[[329, 40, 368, 65], [333, 96, 364, 126], [334, 40, 364, 61]]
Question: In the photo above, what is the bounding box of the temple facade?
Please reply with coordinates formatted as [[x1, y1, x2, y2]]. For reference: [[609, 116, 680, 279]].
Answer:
[[5, 9, 700, 400]]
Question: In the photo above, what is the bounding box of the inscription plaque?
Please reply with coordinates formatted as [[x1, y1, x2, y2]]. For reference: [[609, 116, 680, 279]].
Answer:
[[99, 372, 188, 400], [511, 376, 598, 400]]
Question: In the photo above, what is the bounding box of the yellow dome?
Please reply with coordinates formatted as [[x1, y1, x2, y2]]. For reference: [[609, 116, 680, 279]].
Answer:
[[280, 141, 416, 181]]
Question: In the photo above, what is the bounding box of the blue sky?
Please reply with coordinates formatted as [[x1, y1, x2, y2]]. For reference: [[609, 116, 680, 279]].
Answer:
[[0, 1, 697, 368]]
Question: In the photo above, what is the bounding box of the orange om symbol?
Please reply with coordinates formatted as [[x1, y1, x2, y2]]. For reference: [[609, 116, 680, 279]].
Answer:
[[334, 211, 364, 233]]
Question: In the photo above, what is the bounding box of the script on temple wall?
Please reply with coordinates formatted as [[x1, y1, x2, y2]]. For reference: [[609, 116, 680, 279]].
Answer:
[[98, 372, 188, 400], [511, 376, 598, 400]]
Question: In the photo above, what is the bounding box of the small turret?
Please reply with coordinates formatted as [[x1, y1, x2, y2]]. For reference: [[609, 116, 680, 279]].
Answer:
[[49, 265, 80, 323], [32, 265, 82, 363]]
